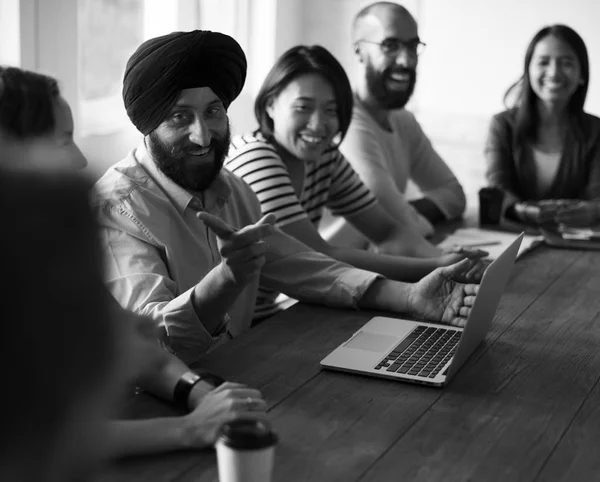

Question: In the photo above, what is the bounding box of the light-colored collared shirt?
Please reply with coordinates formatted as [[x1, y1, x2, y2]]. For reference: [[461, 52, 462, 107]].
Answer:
[[92, 143, 379, 363]]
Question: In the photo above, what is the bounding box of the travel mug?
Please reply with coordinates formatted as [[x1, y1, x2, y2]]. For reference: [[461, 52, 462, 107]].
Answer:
[[479, 187, 505, 225], [216, 419, 278, 482]]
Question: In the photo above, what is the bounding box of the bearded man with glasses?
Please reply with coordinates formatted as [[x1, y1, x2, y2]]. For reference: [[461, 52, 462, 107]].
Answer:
[[328, 2, 466, 254]]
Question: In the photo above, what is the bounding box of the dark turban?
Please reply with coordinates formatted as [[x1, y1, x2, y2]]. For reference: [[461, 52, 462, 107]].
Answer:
[[122, 30, 247, 135]]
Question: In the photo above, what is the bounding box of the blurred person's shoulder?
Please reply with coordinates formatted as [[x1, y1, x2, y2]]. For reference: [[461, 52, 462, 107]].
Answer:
[[490, 108, 518, 128], [389, 108, 419, 128], [580, 111, 600, 137]]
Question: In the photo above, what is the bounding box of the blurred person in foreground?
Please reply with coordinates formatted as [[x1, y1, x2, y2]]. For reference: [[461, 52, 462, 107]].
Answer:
[[91, 30, 481, 364], [485, 25, 600, 227], [0, 167, 130, 481], [0, 65, 267, 457]]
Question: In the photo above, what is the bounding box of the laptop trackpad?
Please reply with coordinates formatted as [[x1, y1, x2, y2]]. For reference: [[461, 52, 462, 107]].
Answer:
[[345, 331, 399, 352]]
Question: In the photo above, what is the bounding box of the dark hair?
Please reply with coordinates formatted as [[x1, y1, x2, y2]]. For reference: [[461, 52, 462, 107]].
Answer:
[[254, 45, 354, 142], [503, 25, 589, 142], [0, 167, 115, 459], [0, 66, 60, 139]]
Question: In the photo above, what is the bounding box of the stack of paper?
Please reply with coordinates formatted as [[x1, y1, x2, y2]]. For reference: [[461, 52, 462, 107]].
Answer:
[[437, 228, 543, 261]]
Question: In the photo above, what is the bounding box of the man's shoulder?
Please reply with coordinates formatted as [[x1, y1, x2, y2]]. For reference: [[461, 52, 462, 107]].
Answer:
[[350, 100, 375, 127], [92, 150, 150, 211], [220, 168, 261, 203], [389, 108, 420, 128]]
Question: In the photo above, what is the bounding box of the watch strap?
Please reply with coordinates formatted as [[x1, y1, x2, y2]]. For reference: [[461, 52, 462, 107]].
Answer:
[[173, 371, 225, 411]]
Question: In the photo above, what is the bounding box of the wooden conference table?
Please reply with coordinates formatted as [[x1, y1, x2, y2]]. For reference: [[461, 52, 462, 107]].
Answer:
[[101, 237, 600, 482]]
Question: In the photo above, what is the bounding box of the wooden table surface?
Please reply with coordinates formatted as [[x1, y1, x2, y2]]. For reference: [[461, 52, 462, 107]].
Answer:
[[101, 243, 600, 482]]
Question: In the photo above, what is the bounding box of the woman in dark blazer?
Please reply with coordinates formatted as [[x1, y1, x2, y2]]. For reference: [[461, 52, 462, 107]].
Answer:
[[485, 24, 600, 226]]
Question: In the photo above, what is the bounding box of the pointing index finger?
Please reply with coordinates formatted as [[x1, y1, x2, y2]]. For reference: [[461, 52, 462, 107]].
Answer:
[[197, 211, 236, 238]]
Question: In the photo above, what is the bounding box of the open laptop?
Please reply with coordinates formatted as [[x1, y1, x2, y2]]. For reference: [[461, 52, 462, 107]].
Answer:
[[320, 233, 524, 387]]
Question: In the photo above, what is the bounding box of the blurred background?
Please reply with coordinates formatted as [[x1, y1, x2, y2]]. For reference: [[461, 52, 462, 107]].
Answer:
[[1, 0, 599, 206]]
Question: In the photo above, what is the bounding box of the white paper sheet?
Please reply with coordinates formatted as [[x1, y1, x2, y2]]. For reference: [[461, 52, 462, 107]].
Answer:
[[437, 228, 543, 260]]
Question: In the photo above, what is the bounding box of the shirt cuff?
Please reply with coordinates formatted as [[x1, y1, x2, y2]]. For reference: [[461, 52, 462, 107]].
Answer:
[[326, 269, 382, 308], [154, 287, 231, 364]]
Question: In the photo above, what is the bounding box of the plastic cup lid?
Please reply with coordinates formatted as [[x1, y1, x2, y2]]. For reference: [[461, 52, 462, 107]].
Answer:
[[217, 419, 278, 450]]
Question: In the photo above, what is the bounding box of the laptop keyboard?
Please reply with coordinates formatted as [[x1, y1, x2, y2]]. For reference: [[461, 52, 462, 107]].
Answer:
[[374, 325, 461, 378]]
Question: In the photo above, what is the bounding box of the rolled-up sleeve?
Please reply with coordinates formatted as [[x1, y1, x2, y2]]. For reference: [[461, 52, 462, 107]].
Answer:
[[260, 226, 381, 308], [98, 205, 223, 362]]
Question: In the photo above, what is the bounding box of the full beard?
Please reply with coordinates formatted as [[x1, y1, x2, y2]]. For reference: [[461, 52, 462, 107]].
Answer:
[[147, 125, 231, 192], [365, 62, 417, 110]]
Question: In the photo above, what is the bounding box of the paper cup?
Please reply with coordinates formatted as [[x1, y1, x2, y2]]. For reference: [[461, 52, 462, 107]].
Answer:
[[216, 419, 278, 482]]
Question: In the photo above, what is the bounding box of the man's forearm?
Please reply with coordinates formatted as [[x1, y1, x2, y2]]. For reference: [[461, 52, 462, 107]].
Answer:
[[410, 197, 446, 224], [191, 263, 246, 332], [358, 278, 414, 314]]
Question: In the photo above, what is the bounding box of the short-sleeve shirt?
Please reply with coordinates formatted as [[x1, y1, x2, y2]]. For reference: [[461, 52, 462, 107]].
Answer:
[[225, 132, 377, 229]]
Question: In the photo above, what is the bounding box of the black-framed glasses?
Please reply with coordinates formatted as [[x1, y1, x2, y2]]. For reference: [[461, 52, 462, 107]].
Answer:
[[356, 37, 426, 57]]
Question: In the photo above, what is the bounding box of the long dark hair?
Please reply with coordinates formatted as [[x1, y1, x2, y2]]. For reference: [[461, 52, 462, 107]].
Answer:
[[503, 24, 589, 143], [254, 45, 353, 143], [0, 66, 60, 139]]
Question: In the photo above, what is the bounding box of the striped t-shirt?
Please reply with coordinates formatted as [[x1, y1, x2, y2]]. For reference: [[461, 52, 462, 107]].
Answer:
[[225, 132, 377, 320]]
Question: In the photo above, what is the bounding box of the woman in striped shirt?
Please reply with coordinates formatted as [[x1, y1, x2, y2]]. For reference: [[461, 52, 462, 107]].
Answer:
[[225, 46, 483, 318]]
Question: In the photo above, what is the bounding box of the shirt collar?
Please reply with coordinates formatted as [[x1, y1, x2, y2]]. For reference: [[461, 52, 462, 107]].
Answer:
[[135, 140, 232, 215]]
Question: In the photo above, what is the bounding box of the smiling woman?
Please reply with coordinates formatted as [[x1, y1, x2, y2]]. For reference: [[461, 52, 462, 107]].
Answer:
[[225, 44, 485, 320], [484, 24, 600, 227]]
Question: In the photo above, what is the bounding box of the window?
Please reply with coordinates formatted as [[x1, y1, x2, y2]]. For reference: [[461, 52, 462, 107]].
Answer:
[[77, 0, 181, 136], [0, 0, 20, 66]]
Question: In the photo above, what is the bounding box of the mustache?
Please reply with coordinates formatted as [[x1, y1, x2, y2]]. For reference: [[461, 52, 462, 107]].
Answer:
[[169, 139, 220, 158], [385, 66, 416, 76]]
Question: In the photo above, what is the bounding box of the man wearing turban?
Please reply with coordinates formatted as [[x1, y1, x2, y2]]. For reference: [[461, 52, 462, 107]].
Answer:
[[92, 30, 480, 365]]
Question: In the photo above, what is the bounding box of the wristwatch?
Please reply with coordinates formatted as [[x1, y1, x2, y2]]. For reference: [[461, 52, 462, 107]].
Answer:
[[173, 371, 225, 411]]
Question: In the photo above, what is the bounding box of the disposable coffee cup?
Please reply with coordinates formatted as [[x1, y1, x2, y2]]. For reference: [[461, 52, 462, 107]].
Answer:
[[479, 187, 505, 225], [216, 419, 278, 482]]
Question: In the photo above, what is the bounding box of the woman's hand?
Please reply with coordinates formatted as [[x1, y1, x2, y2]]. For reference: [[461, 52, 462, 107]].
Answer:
[[555, 201, 599, 226], [434, 247, 488, 282], [182, 382, 268, 449], [513, 201, 560, 225], [408, 259, 481, 327]]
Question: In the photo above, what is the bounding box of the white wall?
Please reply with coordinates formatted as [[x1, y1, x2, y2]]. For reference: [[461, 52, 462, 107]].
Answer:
[[283, 0, 600, 120], [417, 0, 600, 131]]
